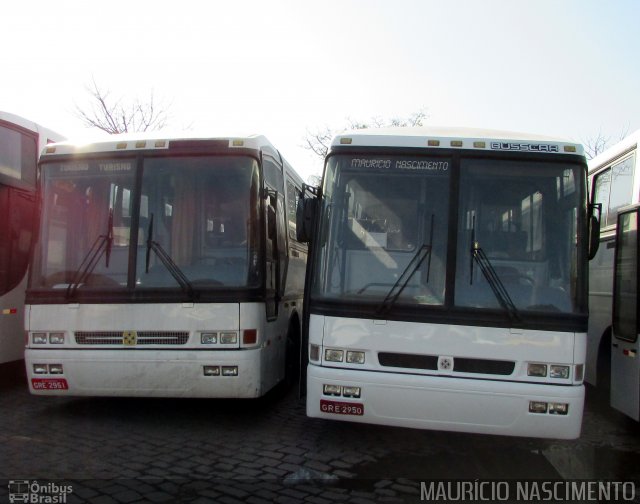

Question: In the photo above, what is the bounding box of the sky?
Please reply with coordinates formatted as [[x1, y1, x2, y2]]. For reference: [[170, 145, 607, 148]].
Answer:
[[3, 0, 640, 182]]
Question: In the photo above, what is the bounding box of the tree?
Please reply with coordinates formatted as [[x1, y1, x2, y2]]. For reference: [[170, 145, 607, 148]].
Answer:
[[74, 78, 170, 134], [583, 126, 630, 159], [303, 109, 428, 161]]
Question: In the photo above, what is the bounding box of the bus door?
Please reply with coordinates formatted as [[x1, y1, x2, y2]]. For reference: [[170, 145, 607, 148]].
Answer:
[[611, 205, 640, 420]]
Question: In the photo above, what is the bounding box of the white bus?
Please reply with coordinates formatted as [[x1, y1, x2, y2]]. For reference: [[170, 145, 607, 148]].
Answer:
[[587, 131, 640, 419], [25, 133, 306, 397], [0, 111, 64, 369], [611, 203, 640, 421], [297, 127, 594, 439]]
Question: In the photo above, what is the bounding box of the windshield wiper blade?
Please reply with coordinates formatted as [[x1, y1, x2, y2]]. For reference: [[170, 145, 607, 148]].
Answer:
[[145, 213, 195, 300], [376, 244, 432, 316], [66, 209, 114, 298], [376, 214, 436, 316], [471, 242, 521, 325]]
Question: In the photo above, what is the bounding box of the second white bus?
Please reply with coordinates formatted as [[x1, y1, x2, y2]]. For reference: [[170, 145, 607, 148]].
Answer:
[[0, 111, 64, 368], [25, 133, 306, 397], [587, 130, 640, 419], [298, 127, 593, 439]]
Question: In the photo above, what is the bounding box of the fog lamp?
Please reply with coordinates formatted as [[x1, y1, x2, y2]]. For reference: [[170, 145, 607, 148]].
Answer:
[[527, 363, 547, 377], [549, 403, 569, 415], [49, 364, 64, 374], [323, 384, 341, 396], [342, 386, 361, 398], [529, 401, 548, 414], [325, 349, 344, 362], [33, 364, 48, 374], [221, 366, 238, 376], [203, 366, 220, 376]]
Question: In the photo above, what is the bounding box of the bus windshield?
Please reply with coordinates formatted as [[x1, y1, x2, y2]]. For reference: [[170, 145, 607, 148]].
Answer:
[[312, 154, 583, 315], [31, 155, 262, 292], [312, 155, 450, 306]]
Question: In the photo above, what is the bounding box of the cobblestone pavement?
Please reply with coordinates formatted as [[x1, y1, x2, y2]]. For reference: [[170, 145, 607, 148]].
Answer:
[[0, 366, 639, 503]]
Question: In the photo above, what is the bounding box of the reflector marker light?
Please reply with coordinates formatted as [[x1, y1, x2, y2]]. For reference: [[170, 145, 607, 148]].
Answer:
[[242, 329, 257, 345], [155, 140, 167, 148], [135, 141, 146, 148], [232, 139, 244, 147], [45, 146, 56, 154], [564, 145, 577, 153], [340, 138, 353, 144], [428, 140, 440, 147], [450, 140, 463, 147], [2, 308, 17, 315], [116, 142, 127, 149]]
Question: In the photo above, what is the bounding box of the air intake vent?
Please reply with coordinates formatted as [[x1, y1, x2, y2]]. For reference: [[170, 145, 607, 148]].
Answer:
[[75, 331, 189, 345], [378, 352, 514, 376]]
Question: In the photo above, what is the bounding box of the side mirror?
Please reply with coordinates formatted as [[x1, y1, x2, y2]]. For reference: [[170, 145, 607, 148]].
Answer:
[[588, 203, 602, 260], [296, 196, 317, 243]]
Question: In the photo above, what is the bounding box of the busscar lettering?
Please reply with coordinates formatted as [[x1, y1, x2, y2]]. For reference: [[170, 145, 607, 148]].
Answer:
[[491, 142, 560, 153]]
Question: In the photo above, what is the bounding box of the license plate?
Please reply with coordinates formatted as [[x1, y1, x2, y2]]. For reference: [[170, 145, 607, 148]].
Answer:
[[31, 378, 68, 390], [320, 399, 364, 416]]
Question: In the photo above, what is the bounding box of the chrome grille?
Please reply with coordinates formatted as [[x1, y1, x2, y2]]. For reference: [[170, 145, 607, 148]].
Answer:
[[75, 331, 189, 345]]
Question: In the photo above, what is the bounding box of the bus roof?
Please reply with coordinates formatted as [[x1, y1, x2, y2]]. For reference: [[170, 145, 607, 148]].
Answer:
[[588, 129, 640, 173], [331, 126, 584, 156], [0, 110, 65, 145], [41, 132, 277, 157]]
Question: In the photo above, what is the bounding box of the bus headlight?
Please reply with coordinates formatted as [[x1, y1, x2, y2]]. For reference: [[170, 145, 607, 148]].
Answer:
[[220, 332, 238, 344], [49, 333, 65, 344], [550, 365, 570, 379], [32, 333, 47, 344], [201, 332, 218, 344], [346, 351, 365, 364], [324, 349, 344, 362], [527, 363, 547, 377]]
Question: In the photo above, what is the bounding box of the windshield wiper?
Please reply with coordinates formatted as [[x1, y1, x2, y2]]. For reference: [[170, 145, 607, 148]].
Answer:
[[470, 217, 521, 324], [66, 209, 113, 298], [376, 214, 435, 316], [145, 213, 195, 300]]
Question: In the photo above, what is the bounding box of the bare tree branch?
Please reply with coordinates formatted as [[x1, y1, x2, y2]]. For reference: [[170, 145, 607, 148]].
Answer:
[[74, 78, 170, 134], [583, 126, 631, 159], [302, 108, 429, 161]]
